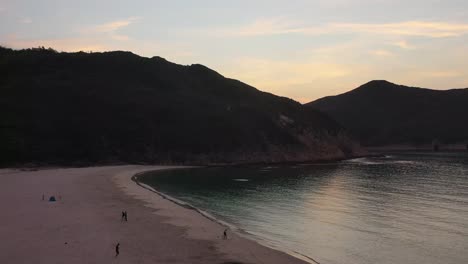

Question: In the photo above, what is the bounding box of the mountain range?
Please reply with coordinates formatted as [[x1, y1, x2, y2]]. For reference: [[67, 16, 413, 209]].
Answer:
[[307, 80, 468, 147], [0, 47, 361, 166]]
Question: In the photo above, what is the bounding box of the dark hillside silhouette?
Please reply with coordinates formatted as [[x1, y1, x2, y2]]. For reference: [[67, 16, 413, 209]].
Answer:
[[307, 80, 468, 147], [0, 47, 361, 166]]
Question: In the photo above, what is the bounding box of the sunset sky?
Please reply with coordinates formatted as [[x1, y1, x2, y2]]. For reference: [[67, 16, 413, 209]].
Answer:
[[1, 0, 468, 102]]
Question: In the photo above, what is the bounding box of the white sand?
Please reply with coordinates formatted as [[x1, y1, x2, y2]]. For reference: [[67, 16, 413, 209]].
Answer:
[[0, 165, 308, 264]]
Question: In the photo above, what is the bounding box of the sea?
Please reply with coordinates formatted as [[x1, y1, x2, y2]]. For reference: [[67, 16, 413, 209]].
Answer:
[[140, 152, 468, 264]]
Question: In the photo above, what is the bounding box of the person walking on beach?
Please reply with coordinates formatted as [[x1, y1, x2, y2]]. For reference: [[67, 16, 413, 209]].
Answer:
[[223, 228, 228, 240], [115, 243, 120, 257], [121, 211, 125, 221], [124, 211, 128, 222]]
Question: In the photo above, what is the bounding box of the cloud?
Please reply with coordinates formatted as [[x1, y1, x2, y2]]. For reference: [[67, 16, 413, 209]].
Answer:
[[393, 40, 414, 49], [227, 57, 353, 83], [220, 17, 327, 36], [396, 69, 468, 90], [212, 17, 327, 37], [94, 17, 141, 33], [2, 16, 148, 52], [370, 49, 394, 57], [333, 21, 468, 38], [419, 71, 462, 78], [213, 18, 468, 38], [87, 17, 142, 41], [1, 36, 109, 52], [111, 34, 130, 41], [1, 33, 196, 66], [219, 57, 371, 101], [20, 18, 33, 24]]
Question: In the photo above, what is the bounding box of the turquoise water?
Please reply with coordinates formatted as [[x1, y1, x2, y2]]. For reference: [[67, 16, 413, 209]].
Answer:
[[141, 152, 468, 264]]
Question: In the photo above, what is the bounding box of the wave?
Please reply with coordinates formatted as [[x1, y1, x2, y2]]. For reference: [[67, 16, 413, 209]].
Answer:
[[346, 157, 417, 165]]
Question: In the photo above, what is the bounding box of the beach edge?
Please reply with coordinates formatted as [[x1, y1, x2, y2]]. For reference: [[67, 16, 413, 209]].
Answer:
[[114, 166, 314, 264]]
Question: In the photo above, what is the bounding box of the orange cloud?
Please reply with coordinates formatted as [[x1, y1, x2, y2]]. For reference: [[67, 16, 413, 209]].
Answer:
[[393, 40, 414, 50], [333, 21, 468, 38], [370, 50, 394, 57], [213, 18, 468, 38], [1, 35, 109, 52], [218, 57, 371, 101], [93, 17, 141, 33], [82, 17, 142, 42]]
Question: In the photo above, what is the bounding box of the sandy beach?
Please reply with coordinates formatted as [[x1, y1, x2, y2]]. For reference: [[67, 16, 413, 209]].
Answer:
[[0, 165, 308, 264]]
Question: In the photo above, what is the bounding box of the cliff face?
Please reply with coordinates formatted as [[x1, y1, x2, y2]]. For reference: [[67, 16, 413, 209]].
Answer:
[[307, 80, 468, 147], [0, 47, 362, 166]]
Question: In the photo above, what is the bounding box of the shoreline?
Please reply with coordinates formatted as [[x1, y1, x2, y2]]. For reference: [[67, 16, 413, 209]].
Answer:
[[131, 171, 241, 231], [365, 144, 468, 152], [0, 165, 308, 264], [131, 169, 320, 264], [1, 151, 368, 169], [112, 165, 313, 264]]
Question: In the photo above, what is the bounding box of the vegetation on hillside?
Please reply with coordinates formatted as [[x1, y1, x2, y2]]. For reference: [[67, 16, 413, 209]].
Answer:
[[0, 47, 360, 166], [307, 80, 468, 147]]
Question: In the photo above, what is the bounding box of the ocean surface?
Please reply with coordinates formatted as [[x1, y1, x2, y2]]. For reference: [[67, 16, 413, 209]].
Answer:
[[140, 152, 468, 264]]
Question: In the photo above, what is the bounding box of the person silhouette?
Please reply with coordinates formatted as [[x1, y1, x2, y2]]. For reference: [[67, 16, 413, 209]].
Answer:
[[223, 229, 228, 240], [121, 211, 125, 221], [115, 243, 120, 257], [124, 211, 128, 222]]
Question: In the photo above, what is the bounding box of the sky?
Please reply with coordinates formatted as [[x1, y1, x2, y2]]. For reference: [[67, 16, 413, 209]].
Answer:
[[1, 0, 468, 102]]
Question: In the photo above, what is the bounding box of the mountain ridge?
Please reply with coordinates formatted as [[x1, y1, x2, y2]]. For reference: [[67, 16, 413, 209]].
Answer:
[[0, 46, 362, 166], [307, 80, 468, 147]]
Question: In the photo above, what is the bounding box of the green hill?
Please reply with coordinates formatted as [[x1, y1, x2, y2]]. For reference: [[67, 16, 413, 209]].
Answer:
[[0, 47, 361, 166], [307, 80, 468, 147]]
